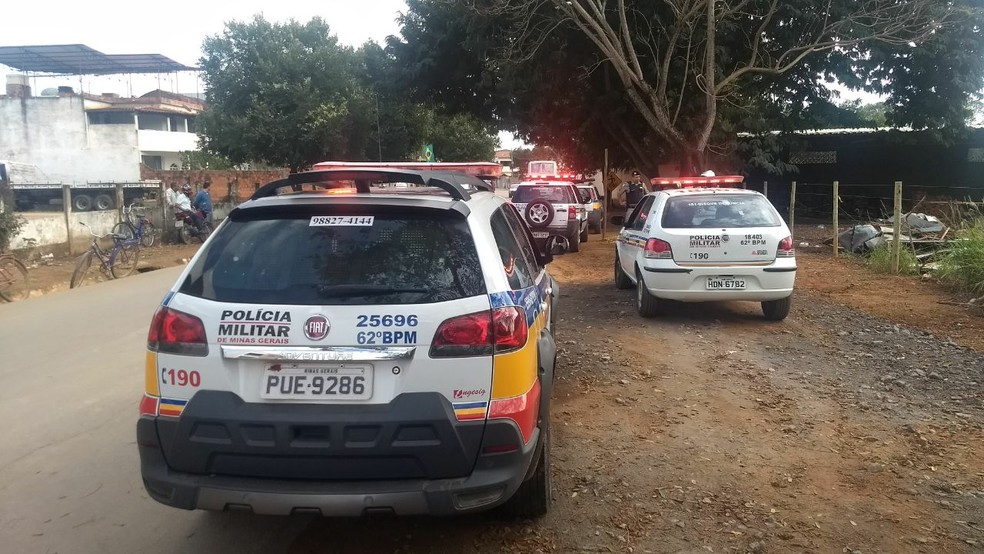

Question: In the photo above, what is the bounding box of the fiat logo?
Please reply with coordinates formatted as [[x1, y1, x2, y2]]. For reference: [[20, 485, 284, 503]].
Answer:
[[304, 315, 330, 340]]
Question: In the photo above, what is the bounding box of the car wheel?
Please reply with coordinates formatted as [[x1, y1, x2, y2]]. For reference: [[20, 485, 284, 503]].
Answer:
[[614, 253, 633, 289], [499, 425, 550, 520], [580, 225, 588, 243], [568, 230, 581, 253], [95, 193, 114, 211], [72, 194, 92, 212], [524, 199, 555, 229], [762, 296, 792, 321], [636, 269, 663, 317]]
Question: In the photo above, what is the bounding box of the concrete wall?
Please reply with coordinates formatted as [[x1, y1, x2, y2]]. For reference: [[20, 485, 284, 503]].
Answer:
[[0, 96, 140, 182], [10, 209, 118, 251]]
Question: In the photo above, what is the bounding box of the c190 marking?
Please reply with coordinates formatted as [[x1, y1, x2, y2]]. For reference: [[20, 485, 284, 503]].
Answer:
[[356, 314, 419, 328], [162, 368, 201, 387], [357, 331, 417, 345]]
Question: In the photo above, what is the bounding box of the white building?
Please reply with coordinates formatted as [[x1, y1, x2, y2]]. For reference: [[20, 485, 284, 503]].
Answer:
[[0, 82, 203, 183], [0, 44, 201, 184]]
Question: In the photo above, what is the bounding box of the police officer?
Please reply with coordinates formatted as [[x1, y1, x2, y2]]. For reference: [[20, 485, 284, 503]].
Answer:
[[612, 171, 651, 217]]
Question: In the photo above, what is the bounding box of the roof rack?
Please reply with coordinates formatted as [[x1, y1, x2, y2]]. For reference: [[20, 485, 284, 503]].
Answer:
[[250, 168, 492, 202]]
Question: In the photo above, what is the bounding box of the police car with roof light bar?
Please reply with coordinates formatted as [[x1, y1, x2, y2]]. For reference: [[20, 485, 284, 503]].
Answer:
[[612, 175, 796, 321], [137, 168, 567, 519]]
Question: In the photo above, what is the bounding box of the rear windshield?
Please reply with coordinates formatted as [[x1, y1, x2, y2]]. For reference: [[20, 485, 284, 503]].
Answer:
[[512, 185, 575, 204], [577, 187, 596, 202], [661, 195, 781, 228], [179, 211, 486, 305]]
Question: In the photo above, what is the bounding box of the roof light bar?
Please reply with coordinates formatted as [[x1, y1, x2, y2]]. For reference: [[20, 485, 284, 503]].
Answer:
[[650, 175, 744, 188]]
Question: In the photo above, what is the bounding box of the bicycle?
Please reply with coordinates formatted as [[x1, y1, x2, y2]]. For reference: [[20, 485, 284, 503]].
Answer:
[[0, 252, 31, 302], [112, 202, 157, 248], [70, 222, 141, 289]]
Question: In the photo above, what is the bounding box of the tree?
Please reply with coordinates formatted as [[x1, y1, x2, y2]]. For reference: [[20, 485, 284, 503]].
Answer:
[[198, 16, 374, 172], [395, 1, 982, 175]]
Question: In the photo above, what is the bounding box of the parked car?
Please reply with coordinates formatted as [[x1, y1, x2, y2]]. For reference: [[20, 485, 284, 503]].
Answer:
[[612, 183, 795, 320], [576, 184, 603, 234], [511, 181, 588, 252], [137, 168, 566, 519]]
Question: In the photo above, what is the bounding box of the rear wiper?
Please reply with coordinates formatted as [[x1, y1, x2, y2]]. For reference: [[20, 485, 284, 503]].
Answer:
[[315, 284, 434, 298]]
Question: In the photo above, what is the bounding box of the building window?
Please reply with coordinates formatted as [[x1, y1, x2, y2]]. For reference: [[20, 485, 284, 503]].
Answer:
[[88, 111, 134, 125], [142, 155, 163, 170], [789, 151, 837, 164], [186, 117, 197, 133], [968, 148, 984, 163], [137, 113, 169, 131]]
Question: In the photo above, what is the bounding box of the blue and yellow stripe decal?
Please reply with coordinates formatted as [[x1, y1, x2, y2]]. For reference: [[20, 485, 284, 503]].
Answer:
[[454, 401, 489, 421], [618, 232, 648, 248], [158, 397, 187, 417], [488, 280, 550, 400]]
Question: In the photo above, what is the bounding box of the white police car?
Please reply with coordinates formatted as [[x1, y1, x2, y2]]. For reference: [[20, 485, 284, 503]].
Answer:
[[612, 176, 795, 320], [138, 168, 564, 519]]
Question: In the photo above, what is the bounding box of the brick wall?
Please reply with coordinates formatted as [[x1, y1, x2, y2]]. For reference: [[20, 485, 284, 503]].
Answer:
[[140, 168, 289, 205]]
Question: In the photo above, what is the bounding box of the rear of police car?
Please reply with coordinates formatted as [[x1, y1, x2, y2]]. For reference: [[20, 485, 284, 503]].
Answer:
[[137, 172, 546, 517]]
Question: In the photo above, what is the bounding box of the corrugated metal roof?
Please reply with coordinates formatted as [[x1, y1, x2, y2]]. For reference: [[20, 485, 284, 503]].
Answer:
[[0, 44, 196, 75]]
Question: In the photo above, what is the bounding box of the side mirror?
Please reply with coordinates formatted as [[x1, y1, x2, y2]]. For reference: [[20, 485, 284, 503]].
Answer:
[[545, 235, 570, 256], [609, 215, 625, 227]]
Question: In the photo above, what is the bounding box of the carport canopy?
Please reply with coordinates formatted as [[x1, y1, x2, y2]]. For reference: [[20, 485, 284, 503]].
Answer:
[[0, 44, 196, 75]]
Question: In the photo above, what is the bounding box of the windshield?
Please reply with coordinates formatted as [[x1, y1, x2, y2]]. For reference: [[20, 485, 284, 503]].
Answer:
[[180, 211, 486, 305], [512, 185, 575, 204], [577, 187, 596, 202], [661, 195, 781, 228]]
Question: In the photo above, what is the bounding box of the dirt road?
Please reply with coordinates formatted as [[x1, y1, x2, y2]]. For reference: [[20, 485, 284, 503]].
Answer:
[[1, 238, 980, 553]]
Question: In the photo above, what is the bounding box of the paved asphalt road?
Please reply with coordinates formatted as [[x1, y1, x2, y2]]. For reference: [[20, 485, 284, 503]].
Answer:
[[0, 268, 313, 554]]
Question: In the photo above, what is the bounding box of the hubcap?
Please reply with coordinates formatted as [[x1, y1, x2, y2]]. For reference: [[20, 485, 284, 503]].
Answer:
[[530, 205, 549, 223]]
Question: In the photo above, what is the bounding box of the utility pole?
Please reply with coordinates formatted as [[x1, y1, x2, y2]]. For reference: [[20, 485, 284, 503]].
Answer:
[[375, 93, 382, 162]]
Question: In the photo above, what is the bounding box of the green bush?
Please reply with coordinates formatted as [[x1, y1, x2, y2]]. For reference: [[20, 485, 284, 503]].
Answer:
[[866, 243, 919, 275], [938, 219, 984, 294], [0, 208, 25, 252]]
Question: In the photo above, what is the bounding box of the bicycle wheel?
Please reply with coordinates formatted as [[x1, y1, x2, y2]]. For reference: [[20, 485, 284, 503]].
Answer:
[[111, 242, 141, 279], [140, 221, 156, 248], [112, 222, 137, 242], [0, 256, 31, 302], [70, 251, 95, 289]]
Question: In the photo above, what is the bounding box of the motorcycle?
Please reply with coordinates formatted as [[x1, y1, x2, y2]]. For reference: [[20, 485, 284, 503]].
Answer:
[[175, 209, 214, 244]]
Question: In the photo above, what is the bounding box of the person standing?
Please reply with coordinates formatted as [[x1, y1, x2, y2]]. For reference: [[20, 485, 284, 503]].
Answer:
[[193, 182, 213, 226], [612, 171, 651, 217]]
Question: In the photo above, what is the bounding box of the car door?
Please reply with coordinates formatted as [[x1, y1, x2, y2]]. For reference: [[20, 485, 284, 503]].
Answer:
[[617, 195, 656, 278]]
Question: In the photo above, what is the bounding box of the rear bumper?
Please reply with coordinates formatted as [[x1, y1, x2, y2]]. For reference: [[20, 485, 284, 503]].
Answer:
[[640, 260, 796, 302], [137, 393, 540, 516]]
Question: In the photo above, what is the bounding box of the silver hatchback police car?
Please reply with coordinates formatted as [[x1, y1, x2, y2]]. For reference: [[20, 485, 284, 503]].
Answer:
[[138, 169, 563, 519]]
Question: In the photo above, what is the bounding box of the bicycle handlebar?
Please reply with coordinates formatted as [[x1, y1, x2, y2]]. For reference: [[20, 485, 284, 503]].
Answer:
[[78, 222, 120, 241]]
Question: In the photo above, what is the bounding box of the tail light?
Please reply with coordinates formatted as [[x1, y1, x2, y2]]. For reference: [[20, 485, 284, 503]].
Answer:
[[568, 206, 576, 219], [489, 379, 541, 444], [644, 238, 673, 259], [430, 307, 528, 358], [148, 306, 208, 356], [139, 394, 159, 416], [777, 236, 795, 258]]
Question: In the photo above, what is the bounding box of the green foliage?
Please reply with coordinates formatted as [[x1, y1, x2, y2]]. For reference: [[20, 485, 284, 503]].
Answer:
[[938, 220, 984, 294], [0, 179, 24, 251], [392, 0, 984, 174], [866, 243, 919, 275], [197, 18, 498, 170]]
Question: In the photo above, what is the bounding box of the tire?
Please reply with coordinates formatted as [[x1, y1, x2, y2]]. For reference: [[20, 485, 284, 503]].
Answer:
[[590, 221, 601, 234], [177, 224, 193, 245], [568, 230, 581, 253], [762, 296, 792, 321], [0, 256, 30, 302], [636, 269, 663, 317], [111, 222, 136, 242], [499, 426, 551, 520], [579, 225, 589, 243], [72, 194, 93, 212], [95, 194, 114, 211], [111, 242, 141, 278], [140, 222, 156, 248], [70, 251, 94, 289], [614, 253, 633, 289], [524, 199, 555, 229]]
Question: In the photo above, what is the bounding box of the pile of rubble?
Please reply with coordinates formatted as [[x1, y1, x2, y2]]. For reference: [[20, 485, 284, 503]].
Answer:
[[836, 213, 950, 270]]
